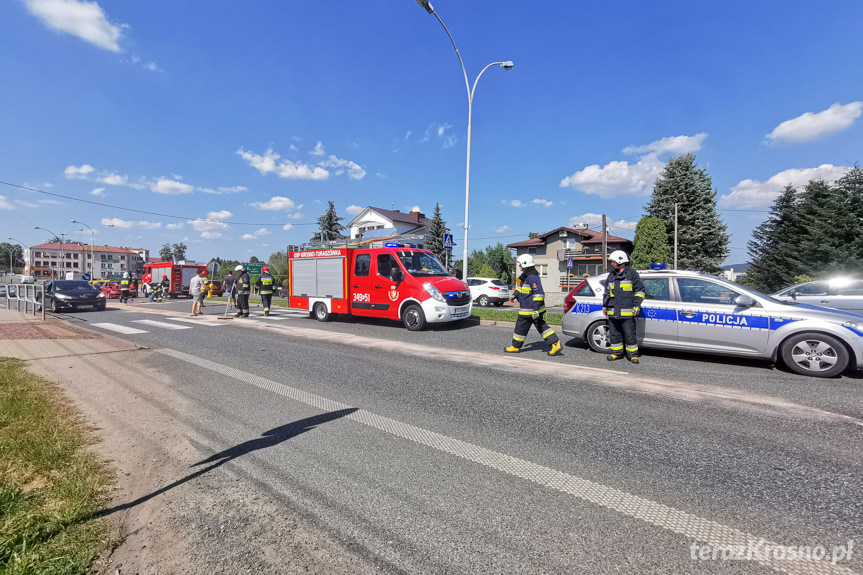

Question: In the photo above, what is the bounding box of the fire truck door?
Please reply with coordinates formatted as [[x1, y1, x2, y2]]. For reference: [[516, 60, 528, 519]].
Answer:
[[349, 251, 375, 316]]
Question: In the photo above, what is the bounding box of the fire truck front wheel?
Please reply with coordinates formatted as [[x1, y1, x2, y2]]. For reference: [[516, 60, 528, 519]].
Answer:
[[313, 302, 331, 322], [402, 304, 426, 331]]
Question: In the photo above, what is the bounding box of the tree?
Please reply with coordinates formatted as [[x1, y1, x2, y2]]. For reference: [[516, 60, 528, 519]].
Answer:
[[267, 251, 289, 276], [249, 255, 260, 263], [159, 243, 173, 261], [630, 216, 671, 269], [171, 242, 187, 261], [1, 242, 22, 271], [644, 153, 729, 273], [312, 200, 346, 242], [466, 243, 514, 283], [424, 203, 449, 265], [837, 166, 863, 266]]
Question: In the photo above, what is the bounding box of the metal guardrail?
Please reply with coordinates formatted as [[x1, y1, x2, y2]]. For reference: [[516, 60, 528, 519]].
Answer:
[[1, 283, 46, 320]]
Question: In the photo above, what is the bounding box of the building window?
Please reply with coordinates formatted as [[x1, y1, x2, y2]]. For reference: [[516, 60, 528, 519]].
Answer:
[[73, 253, 79, 259], [536, 264, 548, 277]]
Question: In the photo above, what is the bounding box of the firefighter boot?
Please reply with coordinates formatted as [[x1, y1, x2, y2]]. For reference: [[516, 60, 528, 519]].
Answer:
[[234, 311, 243, 317], [628, 356, 640, 365], [547, 340, 562, 356], [607, 353, 624, 361], [504, 346, 521, 353]]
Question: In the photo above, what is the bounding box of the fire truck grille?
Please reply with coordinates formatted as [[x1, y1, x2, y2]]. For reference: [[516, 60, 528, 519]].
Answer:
[[445, 291, 471, 306]]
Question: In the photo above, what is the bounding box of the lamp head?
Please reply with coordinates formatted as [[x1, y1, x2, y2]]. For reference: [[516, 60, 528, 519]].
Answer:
[[416, 0, 434, 14], [501, 61, 514, 70]]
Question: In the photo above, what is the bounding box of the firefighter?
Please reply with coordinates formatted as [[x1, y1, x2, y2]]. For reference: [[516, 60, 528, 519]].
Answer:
[[151, 281, 163, 303], [160, 275, 170, 300], [256, 265, 275, 316], [119, 272, 131, 303], [602, 250, 645, 364], [505, 254, 563, 356], [235, 264, 251, 317]]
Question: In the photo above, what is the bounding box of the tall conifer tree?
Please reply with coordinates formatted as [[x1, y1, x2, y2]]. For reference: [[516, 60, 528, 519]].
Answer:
[[424, 203, 449, 265]]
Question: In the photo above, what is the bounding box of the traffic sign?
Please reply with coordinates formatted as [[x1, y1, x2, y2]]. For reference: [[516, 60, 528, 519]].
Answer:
[[444, 233, 453, 250], [247, 263, 263, 274], [82, 273, 91, 281], [567, 258, 573, 269]]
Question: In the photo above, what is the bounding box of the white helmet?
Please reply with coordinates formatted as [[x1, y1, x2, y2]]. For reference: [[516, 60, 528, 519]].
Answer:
[[516, 254, 535, 269], [608, 250, 629, 264], [123, 272, 129, 278], [235, 264, 245, 272]]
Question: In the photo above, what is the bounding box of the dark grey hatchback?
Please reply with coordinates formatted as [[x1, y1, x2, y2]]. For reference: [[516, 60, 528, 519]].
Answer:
[[40, 280, 107, 312]]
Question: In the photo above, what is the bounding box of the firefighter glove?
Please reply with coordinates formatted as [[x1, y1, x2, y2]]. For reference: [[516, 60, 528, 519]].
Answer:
[[532, 310, 539, 320]]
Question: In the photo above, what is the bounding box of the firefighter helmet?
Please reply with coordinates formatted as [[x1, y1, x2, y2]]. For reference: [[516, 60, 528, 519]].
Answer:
[[262, 266, 269, 273], [516, 254, 535, 269], [235, 265, 244, 272], [123, 272, 129, 278], [608, 250, 629, 264]]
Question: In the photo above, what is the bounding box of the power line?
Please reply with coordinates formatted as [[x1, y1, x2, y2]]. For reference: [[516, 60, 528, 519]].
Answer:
[[0, 180, 317, 227]]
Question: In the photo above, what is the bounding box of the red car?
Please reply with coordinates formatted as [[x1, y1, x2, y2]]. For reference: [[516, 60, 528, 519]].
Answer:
[[100, 281, 138, 299]]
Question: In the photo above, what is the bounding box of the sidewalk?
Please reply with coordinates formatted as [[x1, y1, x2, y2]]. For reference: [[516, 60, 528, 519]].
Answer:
[[0, 307, 138, 360]]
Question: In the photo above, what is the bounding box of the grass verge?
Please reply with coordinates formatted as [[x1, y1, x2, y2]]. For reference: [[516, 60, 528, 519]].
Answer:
[[0, 357, 110, 575]]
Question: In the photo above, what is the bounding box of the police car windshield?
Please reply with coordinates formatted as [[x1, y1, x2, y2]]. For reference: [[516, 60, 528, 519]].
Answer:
[[396, 251, 449, 278]]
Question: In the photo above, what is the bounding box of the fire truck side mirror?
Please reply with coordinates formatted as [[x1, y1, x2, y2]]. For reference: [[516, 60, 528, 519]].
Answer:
[[392, 268, 404, 283]]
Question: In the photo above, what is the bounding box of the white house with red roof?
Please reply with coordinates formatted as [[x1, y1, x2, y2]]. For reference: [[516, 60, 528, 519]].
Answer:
[[346, 206, 433, 247]]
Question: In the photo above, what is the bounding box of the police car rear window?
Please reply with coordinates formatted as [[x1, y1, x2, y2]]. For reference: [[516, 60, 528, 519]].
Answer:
[[573, 282, 595, 297]]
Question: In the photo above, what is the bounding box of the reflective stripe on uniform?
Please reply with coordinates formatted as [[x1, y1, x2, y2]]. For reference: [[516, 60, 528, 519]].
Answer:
[[610, 343, 624, 351], [513, 334, 526, 342], [541, 327, 556, 339]]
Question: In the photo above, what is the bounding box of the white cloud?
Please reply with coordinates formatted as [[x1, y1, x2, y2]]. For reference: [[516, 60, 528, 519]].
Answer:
[[219, 185, 247, 194], [345, 204, 363, 215], [532, 198, 553, 208], [251, 196, 296, 211], [206, 210, 232, 221], [100, 217, 161, 230], [721, 164, 850, 209], [90, 187, 105, 196], [236, 148, 329, 180], [310, 141, 325, 156], [767, 102, 862, 144], [26, 0, 122, 52], [569, 213, 638, 232], [561, 133, 707, 198], [496, 225, 510, 233], [65, 164, 95, 178], [241, 228, 271, 240], [102, 173, 128, 186], [0, 195, 13, 210], [151, 178, 194, 195], [317, 155, 366, 180], [189, 218, 230, 240], [166, 223, 183, 230], [508, 200, 523, 207], [282, 224, 294, 231], [420, 123, 458, 149]]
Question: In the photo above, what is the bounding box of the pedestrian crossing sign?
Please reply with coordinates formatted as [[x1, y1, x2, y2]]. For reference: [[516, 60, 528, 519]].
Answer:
[[444, 233, 453, 250]]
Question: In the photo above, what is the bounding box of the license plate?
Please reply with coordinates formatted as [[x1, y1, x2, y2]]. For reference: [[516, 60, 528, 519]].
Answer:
[[77, 305, 93, 309], [454, 306, 467, 315]]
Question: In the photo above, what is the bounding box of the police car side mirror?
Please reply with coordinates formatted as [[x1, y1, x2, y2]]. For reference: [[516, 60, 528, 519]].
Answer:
[[734, 294, 756, 307], [788, 288, 798, 299]]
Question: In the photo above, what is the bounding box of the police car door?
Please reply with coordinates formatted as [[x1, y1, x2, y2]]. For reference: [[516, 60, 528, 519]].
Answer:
[[638, 277, 677, 348], [674, 277, 770, 355]]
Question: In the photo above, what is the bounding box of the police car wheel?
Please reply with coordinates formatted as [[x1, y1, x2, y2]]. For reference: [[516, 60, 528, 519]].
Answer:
[[403, 304, 426, 331], [313, 302, 331, 322], [586, 321, 611, 353], [780, 332, 849, 378]]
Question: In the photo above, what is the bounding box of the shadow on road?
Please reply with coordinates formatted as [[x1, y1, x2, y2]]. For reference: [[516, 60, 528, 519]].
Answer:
[[91, 408, 358, 518]]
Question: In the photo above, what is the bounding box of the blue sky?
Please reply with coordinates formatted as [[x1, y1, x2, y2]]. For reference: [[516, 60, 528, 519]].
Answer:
[[1, 0, 861, 266]]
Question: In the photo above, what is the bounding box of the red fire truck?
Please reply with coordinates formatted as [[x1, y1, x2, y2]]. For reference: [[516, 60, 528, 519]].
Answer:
[[142, 262, 207, 298], [288, 246, 471, 330]]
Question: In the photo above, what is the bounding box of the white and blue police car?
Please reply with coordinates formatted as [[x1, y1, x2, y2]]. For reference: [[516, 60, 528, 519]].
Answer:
[[561, 270, 863, 378]]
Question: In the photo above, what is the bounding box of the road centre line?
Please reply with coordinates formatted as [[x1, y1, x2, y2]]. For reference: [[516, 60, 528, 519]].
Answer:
[[156, 348, 858, 575]]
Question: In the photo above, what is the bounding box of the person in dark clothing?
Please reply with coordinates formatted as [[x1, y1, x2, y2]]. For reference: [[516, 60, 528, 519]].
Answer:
[[256, 266, 275, 316], [222, 271, 235, 310], [119, 272, 131, 303], [234, 265, 251, 317], [505, 254, 563, 356], [602, 250, 645, 364], [160, 275, 170, 299]]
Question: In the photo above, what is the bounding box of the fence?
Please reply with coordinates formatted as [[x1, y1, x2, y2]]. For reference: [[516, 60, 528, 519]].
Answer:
[[1, 282, 45, 320]]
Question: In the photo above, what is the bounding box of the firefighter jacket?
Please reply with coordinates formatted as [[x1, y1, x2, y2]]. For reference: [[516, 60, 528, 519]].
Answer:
[[602, 265, 645, 318], [256, 272, 274, 295], [238, 271, 252, 295], [120, 278, 130, 291], [513, 268, 547, 316]]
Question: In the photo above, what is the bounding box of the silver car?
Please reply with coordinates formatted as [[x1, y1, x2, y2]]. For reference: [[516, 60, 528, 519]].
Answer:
[[772, 278, 863, 314], [561, 270, 863, 378]]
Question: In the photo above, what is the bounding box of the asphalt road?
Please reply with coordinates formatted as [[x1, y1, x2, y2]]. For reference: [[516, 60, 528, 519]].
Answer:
[[48, 298, 863, 574]]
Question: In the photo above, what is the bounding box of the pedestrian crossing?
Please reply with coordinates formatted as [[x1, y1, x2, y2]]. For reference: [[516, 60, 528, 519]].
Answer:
[[91, 310, 307, 335]]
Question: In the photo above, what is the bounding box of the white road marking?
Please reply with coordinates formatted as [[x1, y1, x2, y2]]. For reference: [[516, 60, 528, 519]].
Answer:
[[156, 348, 857, 575], [166, 317, 222, 326], [91, 322, 148, 334], [132, 319, 192, 330]]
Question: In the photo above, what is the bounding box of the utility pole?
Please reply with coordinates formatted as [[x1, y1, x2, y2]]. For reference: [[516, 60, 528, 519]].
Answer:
[[602, 214, 608, 274], [673, 203, 678, 270]]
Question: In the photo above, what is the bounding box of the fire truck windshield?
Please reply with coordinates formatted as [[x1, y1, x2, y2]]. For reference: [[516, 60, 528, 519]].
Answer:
[[397, 251, 449, 278]]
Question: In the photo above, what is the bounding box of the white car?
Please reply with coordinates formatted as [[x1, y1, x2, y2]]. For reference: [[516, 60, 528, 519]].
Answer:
[[772, 278, 863, 314], [18, 274, 36, 284], [466, 277, 510, 307]]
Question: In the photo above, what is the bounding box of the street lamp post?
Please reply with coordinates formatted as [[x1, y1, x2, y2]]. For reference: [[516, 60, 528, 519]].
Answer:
[[415, 0, 513, 280], [7, 237, 26, 277], [71, 220, 114, 280], [2, 244, 18, 275]]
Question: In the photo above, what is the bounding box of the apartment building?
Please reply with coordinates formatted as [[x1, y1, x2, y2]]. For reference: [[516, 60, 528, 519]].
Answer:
[[23, 242, 149, 280]]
